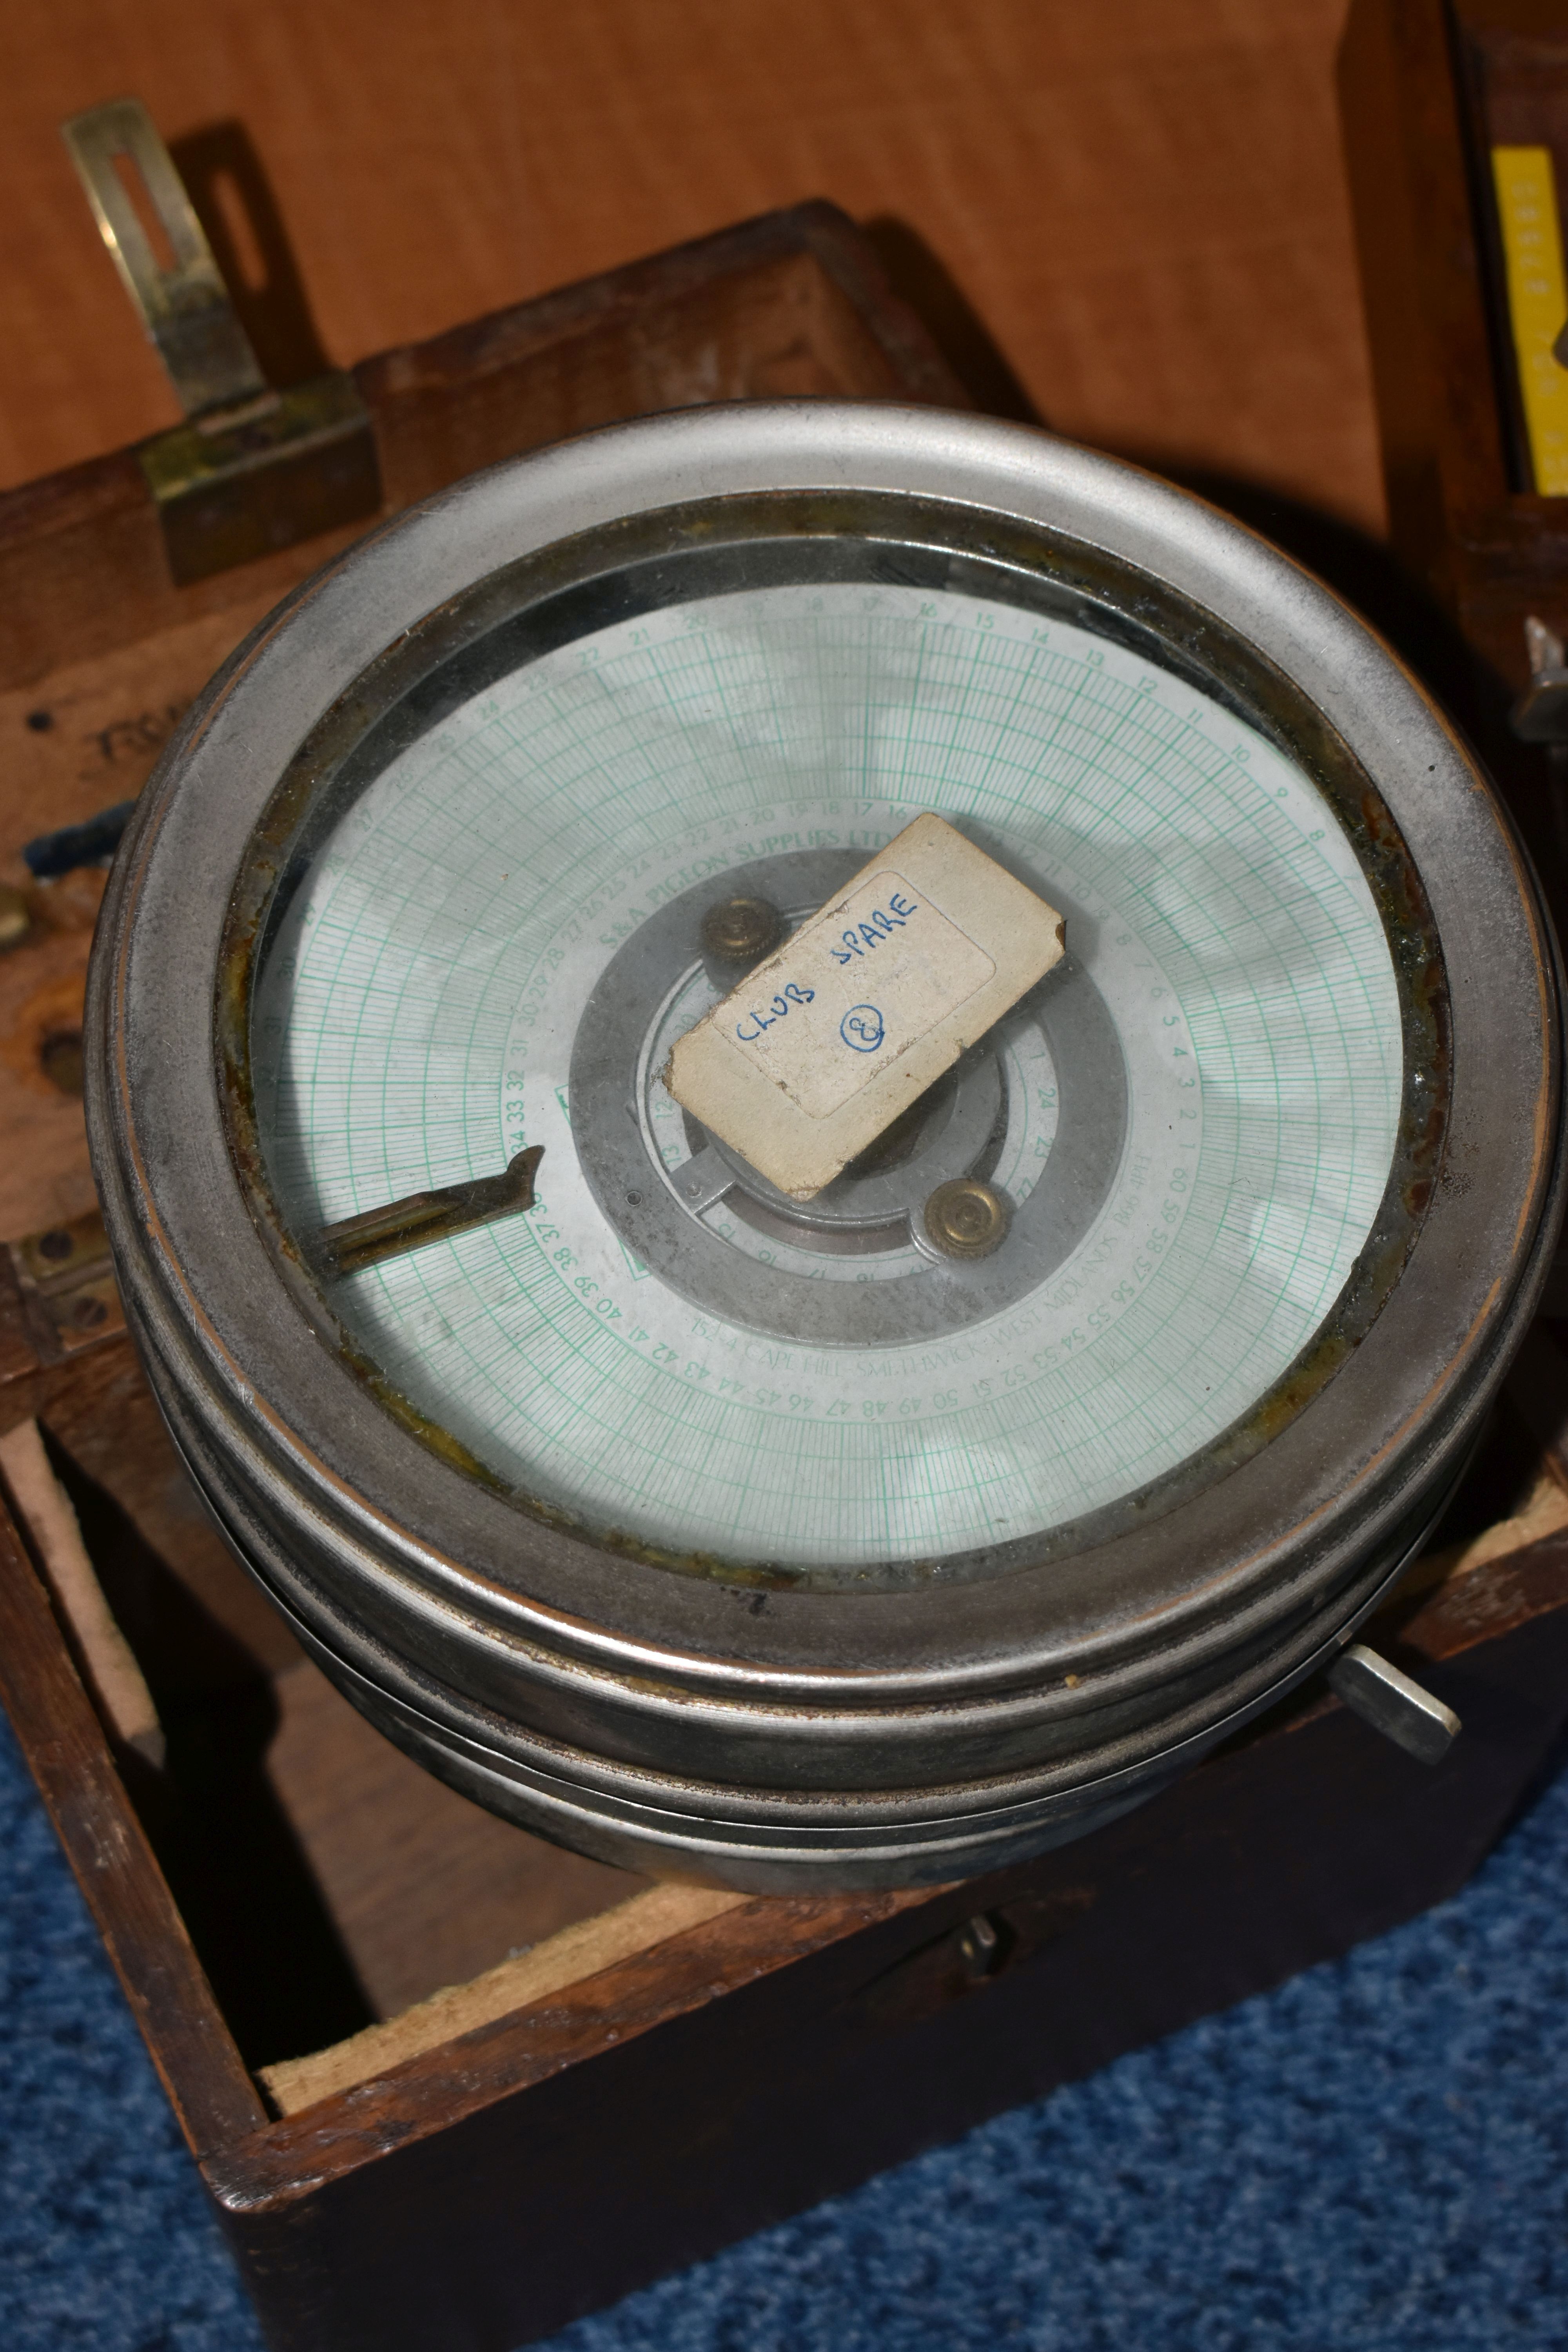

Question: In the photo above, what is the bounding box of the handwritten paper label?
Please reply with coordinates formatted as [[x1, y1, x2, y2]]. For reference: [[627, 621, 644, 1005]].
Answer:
[[724, 870, 996, 1119], [664, 814, 1064, 1198]]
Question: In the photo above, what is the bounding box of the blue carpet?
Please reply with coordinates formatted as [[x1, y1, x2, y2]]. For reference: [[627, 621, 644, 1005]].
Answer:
[[4, 1706, 1567, 2352]]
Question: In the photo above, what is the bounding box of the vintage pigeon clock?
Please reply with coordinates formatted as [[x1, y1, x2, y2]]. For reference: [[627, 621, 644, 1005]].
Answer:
[[86, 404, 1563, 1888]]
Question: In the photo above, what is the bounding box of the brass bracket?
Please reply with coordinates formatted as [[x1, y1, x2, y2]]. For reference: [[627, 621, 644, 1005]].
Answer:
[[8, 1210, 126, 1364], [0, 1210, 129, 1442], [62, 98, 381, 585]]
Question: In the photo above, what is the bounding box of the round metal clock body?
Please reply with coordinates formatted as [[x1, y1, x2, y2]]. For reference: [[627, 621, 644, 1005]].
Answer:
[[87, 404, 1563, 1889]]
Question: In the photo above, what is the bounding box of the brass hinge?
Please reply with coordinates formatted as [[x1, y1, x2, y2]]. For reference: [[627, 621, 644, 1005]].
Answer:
[[62, 97, 381, 585], [7, 1209, 126, 1366]]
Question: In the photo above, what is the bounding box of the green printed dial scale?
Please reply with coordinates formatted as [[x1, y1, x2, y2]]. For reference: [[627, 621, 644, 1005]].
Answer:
[[89, 407, 1562, 1887], [257, 593, 1394, 1564]]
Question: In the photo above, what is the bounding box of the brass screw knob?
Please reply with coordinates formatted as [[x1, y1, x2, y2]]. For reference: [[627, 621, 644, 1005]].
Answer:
[[701, 896, 783, 965], [923, 1178, 1011, 1260]]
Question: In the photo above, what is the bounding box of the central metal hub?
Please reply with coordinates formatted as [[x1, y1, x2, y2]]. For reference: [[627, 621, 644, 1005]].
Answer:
[[568, 848, 1129, 1346], [675, 1051, 1006, 1254]]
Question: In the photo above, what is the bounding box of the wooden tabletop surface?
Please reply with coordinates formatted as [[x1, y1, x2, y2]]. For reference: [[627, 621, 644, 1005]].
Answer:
[[0, 0, 1383, 534]]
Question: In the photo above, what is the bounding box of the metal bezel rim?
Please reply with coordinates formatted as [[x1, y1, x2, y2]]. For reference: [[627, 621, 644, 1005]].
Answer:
[[88, 402, 1561, 1713]]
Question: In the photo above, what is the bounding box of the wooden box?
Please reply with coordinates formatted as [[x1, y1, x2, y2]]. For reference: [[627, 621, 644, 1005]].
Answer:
[[6, 1277, 1568, 2352], [1338, 0, 1568, 739], [1337, 0, 1568, 1300], [5, 199, 1568, 2352]]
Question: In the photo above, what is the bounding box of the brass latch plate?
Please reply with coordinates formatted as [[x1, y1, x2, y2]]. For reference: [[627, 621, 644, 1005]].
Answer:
[[62, 98, 381, 585]]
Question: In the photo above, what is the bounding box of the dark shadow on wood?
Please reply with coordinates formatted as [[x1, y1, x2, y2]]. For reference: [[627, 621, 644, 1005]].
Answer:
[[168, 120, 330, 391], [42, 1430, 374, 2069], [1134, 462, 1472, 687], [862, 217, 1041, 424], [1412, 1396, 1544, 1560]]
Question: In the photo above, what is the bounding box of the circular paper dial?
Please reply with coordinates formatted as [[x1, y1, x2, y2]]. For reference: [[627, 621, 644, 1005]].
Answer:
[[251, 580, 1402, 1577]]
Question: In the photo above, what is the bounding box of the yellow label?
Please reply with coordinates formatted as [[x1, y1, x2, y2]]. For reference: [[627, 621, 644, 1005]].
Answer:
[[1493, 145, 1568, 496]]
